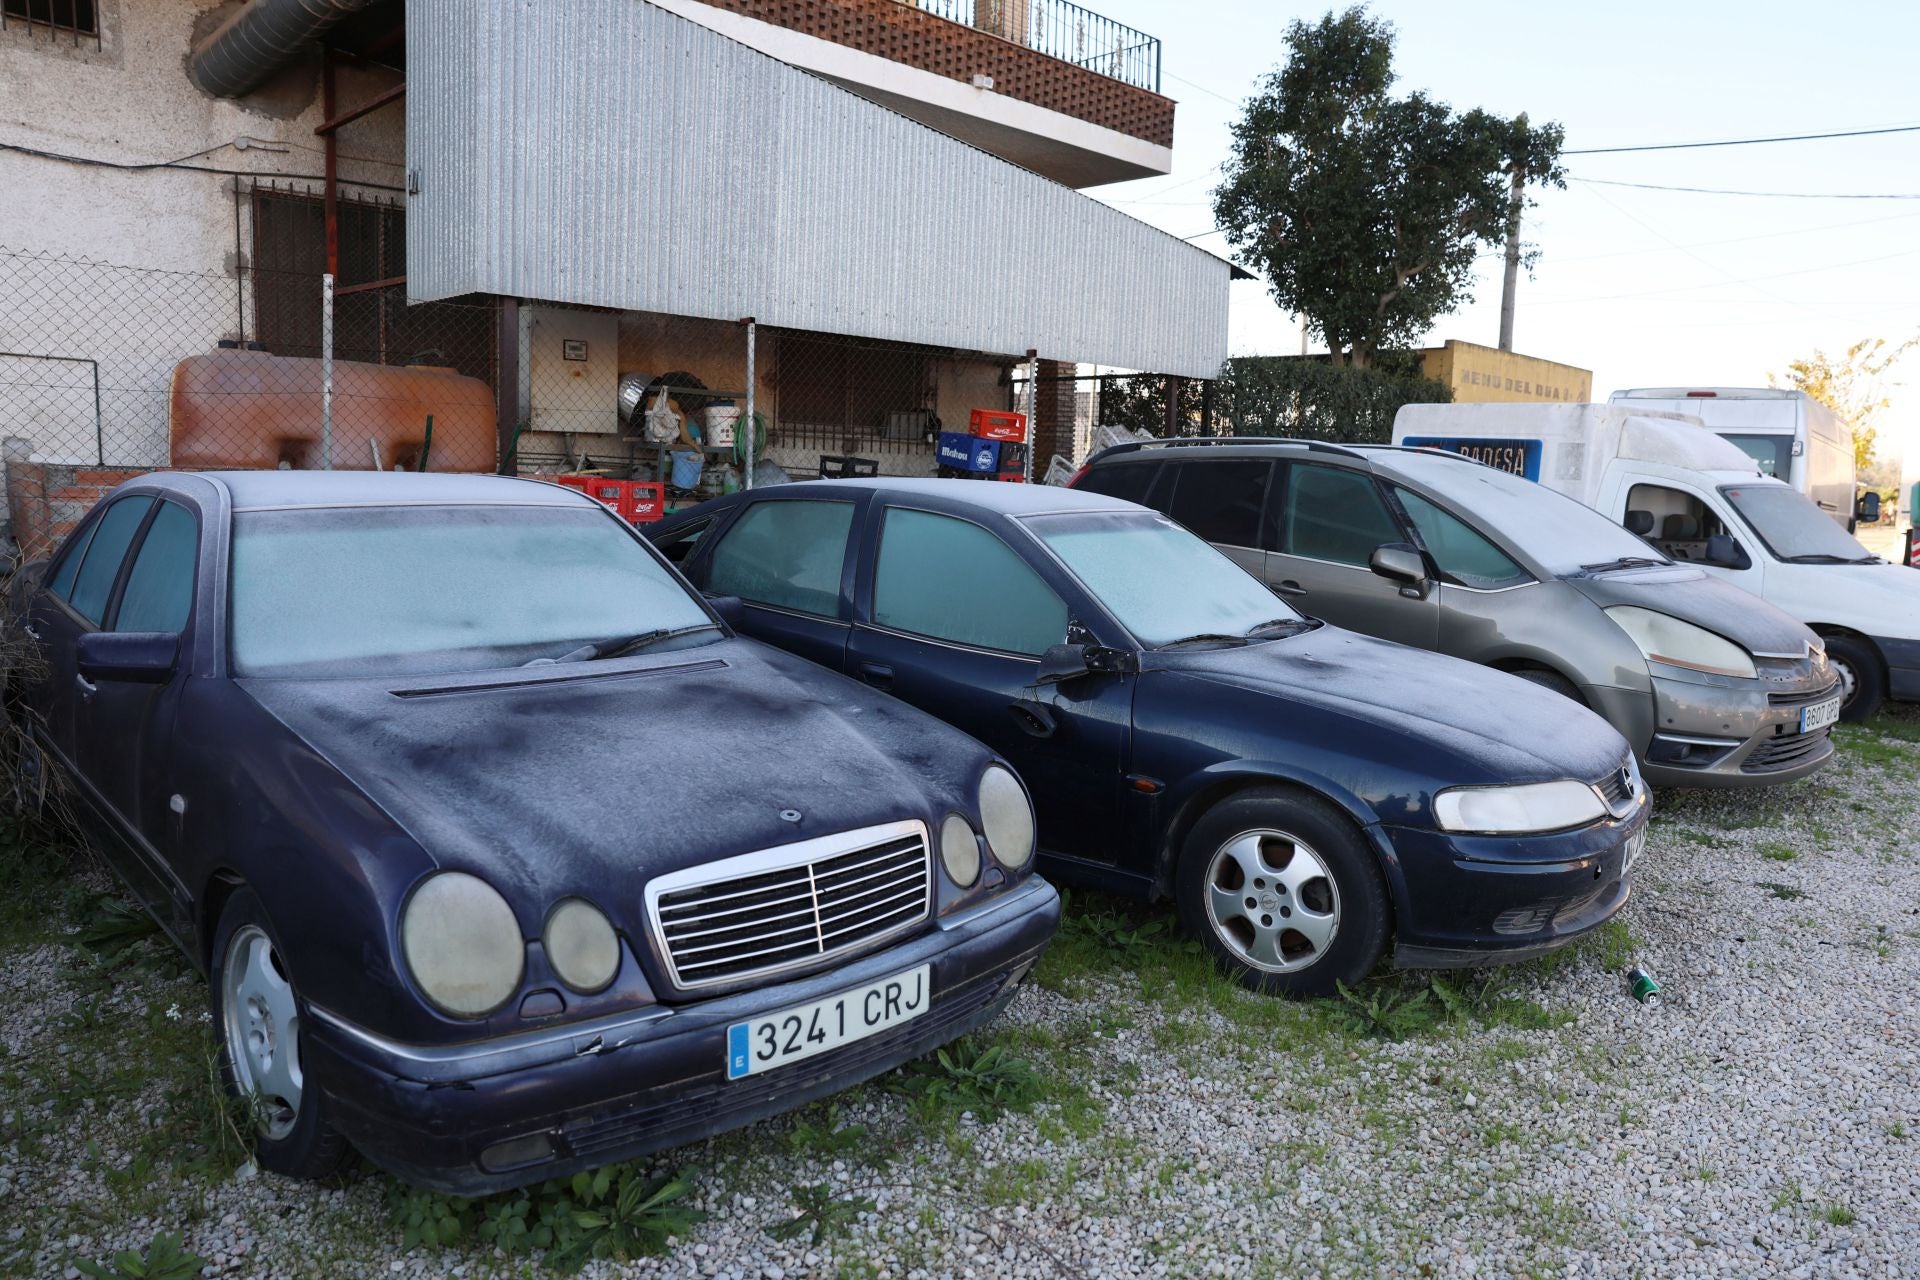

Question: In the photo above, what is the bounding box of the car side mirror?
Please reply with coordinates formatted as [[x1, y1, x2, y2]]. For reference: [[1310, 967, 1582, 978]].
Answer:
[[1702, 534, 1750, 570], [702, 593, 746, 626], [1034, 642, 1129, 686], [1369, 543, 1430, 598], [1857, 491, 1882, 524], [76, 631, 178, 684]]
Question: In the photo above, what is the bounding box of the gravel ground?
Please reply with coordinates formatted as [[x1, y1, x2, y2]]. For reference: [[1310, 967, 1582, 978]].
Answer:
[[2, 712, 1916, 1280]]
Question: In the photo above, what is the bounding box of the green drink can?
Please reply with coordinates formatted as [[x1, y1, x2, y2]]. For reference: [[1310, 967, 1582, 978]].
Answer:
[[1627, 966, 1660, 1005]]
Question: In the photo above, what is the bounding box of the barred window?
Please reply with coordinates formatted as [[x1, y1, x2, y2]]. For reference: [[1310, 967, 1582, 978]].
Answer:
[[2, 0, 98, 38]]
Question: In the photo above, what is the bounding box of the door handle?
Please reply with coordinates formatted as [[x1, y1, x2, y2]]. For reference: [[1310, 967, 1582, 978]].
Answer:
[[857, 662, 893, 691], [23, 624, 41, 641], [75, 673, 98, 696], [1008, 702, 1057, 739], [1275, 580, 1307, 597]]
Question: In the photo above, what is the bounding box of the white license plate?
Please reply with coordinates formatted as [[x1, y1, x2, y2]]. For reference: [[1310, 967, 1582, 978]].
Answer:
[[726, 964, 929, 1080], [1800, 697, 1842, 733], [1622, 828, 1647, 876]]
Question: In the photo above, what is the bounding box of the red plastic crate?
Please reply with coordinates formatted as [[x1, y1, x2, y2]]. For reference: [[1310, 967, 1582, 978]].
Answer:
[[626, 481, 666, 524], [969, 408, 1028, 442]]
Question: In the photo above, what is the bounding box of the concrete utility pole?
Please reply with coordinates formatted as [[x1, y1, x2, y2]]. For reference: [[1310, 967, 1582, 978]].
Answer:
[[1498, 166, 1524, 352]]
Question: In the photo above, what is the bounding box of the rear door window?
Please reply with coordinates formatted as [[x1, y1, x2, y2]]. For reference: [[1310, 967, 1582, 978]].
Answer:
[[707, 500, 855, 617], [1165, 460, 1272, 549], [64, 495, 154, 626], [873, 508, 1068, 656], [113, 501, 199, 632], [1276, 465, 1402, 566], [1075, 461, 1158, 507]]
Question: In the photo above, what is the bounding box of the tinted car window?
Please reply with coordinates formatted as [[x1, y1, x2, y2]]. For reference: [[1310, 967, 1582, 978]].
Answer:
[[1074, 461, 1156, 506], [1395, 488, 1531, 590], [115, 501, 198, 632], [707, 501, 854, 617], [653, 516, 712, 565], [66, 495, 154, 626], [1279, 465, 1400, 566], [1167, 460, 1271, 549], [873, 508, 1068, 656], [231, 505, 715, 677]]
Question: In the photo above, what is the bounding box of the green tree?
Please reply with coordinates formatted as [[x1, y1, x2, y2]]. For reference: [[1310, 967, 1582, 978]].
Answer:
[[1772, 337, 1916, 469], [1212, 7, 1564, 368]]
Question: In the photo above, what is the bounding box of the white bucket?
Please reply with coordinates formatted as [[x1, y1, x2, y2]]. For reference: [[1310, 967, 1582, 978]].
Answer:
[[704, 402, 740, 447]]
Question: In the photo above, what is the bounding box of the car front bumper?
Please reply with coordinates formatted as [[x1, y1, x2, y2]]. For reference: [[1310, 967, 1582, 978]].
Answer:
[[303, 878, 1060, 1196], [1588, 667, 1839, 789], [1377, 796, 1648, 970]]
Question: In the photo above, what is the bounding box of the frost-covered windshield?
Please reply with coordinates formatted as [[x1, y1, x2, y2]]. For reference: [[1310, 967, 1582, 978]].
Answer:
[[1721, 484, 1874, 563], [1375, 450, 1668, 576], [1024, 510, 1305, 647], [231, 505, 716, 677]]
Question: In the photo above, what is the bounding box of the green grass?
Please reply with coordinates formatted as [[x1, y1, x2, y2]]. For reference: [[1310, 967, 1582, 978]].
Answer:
[[1756, 881, 1806, 901], [1823, 1204, 1857, 1227], [1757, 841, 1800, 863]]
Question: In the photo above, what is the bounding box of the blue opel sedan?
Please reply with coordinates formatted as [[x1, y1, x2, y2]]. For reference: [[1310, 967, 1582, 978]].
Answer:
[[9, 471, 1058, 1194], [649, 480, 1651, 997]]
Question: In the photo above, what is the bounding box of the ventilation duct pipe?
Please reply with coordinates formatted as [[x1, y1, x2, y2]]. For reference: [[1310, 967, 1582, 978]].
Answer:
[[190, 0, 379, 98]]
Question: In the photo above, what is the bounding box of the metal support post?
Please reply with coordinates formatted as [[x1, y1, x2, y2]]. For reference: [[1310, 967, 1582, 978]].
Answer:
[[743, 318, 757, 490], [320, 272, 334, 470], [1024, 348, 1038, 483]]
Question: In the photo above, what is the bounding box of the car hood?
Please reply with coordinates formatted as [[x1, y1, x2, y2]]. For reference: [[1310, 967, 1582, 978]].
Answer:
[[1566, 564, 1816, 658], [237, 638, 985, 912], [1151, 626, 1628, 784], [1806, 561, 1920, 639]]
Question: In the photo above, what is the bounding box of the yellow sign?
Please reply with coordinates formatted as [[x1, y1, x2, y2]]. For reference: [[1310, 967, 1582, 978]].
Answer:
[[1419, 340, 1592, 405]]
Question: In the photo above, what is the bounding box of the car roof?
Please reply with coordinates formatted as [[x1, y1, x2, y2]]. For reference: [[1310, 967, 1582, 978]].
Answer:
[[188, 470, 591, 512], [1084, 437, 1435, 473], [780, 477, 1138, 516]]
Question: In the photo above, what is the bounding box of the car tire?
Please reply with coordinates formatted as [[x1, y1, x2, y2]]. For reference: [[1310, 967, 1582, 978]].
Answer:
[[1511, 667, 1584, 705], [1824, 634, 1884, 722], [1174, 786, 1390, 999], [209, 889, 350, 1181]]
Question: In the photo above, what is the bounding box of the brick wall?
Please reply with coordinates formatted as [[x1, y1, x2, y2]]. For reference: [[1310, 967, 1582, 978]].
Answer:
[[693, 0, 1174, 147], [1030, 358, 1077, 471], [3, 442, 159, 562]]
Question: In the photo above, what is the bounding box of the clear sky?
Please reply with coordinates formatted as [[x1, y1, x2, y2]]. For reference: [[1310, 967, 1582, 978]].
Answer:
[[1084, 0, 1920, 486]]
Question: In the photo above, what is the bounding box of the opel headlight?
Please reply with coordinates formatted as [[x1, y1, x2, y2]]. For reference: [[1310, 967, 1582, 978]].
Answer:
[[1606, 606, 1756, 679], [401, 871, 525, 1017], [1434, 780, 1608, 835], [939, 814, 982, 887], [979, 765, 1035, 871], [543, 897, 621, 993]]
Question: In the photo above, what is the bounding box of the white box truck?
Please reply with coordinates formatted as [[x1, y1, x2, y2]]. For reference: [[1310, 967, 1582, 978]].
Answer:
[[1395, 402, 1920, 720], [1607, 387, 1858, 529]]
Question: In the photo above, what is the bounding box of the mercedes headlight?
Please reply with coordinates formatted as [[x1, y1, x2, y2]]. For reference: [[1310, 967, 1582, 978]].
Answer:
[[543, 897, 621, 993], [1434, 781, 1608, 835], [1606, 606, 1755, 679], [939, 814, 982, 887], [401, 871, 525, 1017], [979, 765, 1035, 871]]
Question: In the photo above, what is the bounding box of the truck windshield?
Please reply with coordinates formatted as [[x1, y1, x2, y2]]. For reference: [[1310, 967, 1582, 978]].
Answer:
[[231, 504, 718, 677], [1718, 433, 1793, 480], [1719, 485, 1875, 563], [1372, 451, 1668, 577]]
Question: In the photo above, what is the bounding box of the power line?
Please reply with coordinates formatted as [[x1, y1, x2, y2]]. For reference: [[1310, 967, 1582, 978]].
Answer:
[[1576, 177, 1920, 200], [1565, 122, 1920, 155]]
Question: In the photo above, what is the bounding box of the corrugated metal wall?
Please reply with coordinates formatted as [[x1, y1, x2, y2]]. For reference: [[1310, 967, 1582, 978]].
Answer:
[[405, 0, 1229, 378]]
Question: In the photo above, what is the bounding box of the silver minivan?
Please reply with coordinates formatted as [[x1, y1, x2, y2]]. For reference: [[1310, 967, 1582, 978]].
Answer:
[[1071, 438, 1841, 788]]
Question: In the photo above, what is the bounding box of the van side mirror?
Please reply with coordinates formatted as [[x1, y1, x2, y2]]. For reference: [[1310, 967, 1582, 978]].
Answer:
[[1369, 543, 1430, 598], [1701, 535, 1750, 570], [1857, 491, 1882, 524], [76, 631, 178, 684]]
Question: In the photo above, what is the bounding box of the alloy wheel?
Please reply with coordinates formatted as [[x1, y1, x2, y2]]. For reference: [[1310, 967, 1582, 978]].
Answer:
[[1201, 828, 1341, 974], [221, 924, 303, 1141]]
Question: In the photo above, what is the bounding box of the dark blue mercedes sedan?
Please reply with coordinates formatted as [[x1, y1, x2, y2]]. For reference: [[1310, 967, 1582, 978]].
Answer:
[[9, 471, 1058, 1194], [649, 479, 1651, 997]]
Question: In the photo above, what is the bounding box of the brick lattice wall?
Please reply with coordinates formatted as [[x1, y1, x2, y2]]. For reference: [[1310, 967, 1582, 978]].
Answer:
[[3, 448, 160, 562], [695, 0, 1174, 147]]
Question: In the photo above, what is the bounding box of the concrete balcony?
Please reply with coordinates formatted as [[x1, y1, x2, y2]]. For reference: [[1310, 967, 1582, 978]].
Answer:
[[657, 0, 1175, 187]]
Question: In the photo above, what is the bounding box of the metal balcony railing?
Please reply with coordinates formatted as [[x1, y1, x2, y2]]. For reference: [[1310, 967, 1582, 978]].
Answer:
[[913, 0, 1161, 93]]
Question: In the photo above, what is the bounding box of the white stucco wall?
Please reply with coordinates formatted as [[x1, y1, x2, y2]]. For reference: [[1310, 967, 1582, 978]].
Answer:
[[0, 0, 404, 477]]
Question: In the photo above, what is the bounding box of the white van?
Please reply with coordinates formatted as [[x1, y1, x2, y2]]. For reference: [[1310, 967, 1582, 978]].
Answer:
[[1607, 387, 1857, 529], [1395, 402, 1920, 720]]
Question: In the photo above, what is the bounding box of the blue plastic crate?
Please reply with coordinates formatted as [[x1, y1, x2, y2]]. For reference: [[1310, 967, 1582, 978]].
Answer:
[[936, 431, 1001, 473]]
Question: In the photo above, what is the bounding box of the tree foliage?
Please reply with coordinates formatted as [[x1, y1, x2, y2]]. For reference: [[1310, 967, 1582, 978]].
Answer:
[[1772, 337, 1916, 469], [1213, 7, 1564, 368], [1094, 358, 1449, 443]]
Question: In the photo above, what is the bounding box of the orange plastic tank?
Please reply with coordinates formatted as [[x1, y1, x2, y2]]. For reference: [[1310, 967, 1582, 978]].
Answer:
[[169, 350, 497, 472]]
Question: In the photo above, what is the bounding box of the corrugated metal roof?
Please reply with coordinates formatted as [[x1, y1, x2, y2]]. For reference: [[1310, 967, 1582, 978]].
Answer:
[[405, 0, 1230, 377]]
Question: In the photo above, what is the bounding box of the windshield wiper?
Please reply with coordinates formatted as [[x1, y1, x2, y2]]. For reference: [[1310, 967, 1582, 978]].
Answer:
[[531, 624, 720, 665], [1783, 553, 1878, 565], [1580, 556, 1668, 574], [1156, 632, 1251, 650], [1244, 617, 1320, 638]]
